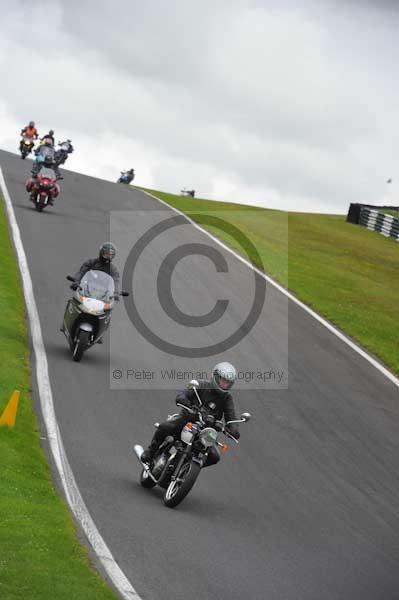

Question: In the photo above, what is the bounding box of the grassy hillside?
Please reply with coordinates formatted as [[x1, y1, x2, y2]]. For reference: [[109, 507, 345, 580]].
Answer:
[[139, 188, 399, 376], [0, 194, 118, 600]]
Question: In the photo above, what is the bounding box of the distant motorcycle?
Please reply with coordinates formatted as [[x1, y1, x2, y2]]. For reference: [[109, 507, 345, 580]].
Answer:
[[181, 188, 195, 198], [19, 136, 35, 159], [32, 144, 56, 171], [55, 140, 74, 166], [117, 171, 135, 184], [25, 175, 60, 211], [62, 270, 129, 362], [134, 382, 251, 508]]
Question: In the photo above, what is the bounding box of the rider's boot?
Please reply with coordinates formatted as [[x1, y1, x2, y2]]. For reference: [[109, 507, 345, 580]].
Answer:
[[141, 439, 160, 464]]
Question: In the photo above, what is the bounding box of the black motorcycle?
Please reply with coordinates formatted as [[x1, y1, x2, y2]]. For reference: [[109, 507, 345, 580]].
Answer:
[[55, 140, 74, 166], [134, 381, 251, 508], [20, 136, 34, 159], [62, 270, 129, 362]]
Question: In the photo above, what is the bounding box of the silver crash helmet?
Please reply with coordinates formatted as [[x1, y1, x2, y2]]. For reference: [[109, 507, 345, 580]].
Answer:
[[212, 362, 237, 392]]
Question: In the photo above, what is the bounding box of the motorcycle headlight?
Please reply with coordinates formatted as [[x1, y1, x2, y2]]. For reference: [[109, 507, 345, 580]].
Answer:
[[181, 423, 194, 444], [199, 427, 218, 448], [80, 298, 105, 315]]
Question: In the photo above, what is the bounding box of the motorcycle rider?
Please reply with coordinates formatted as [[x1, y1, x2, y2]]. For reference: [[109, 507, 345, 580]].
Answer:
[[40, 130, 55, 146], [120, 168, 135, 183], [55, 139, 74, 166], [20, 121, 38, 155], [59, 139, 74, 153], [32, 137, 63, 180], [61, 243, 119, 338], [59, 139, 73, 151], [71, 242, 120, 294], [140, 362, 241, 466], [26, 176, 60, 206], [21, 121, 39, 141]]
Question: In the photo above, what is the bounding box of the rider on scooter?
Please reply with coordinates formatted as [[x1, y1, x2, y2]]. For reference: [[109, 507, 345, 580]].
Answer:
[[71, 243, 120, 295]]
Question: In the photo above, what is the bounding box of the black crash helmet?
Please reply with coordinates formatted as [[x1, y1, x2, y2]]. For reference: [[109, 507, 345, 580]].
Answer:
[[99, 242, 116, 263]]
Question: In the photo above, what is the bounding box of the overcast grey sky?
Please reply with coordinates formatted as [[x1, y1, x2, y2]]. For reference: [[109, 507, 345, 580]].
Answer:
[[0, 0, 398, 213]]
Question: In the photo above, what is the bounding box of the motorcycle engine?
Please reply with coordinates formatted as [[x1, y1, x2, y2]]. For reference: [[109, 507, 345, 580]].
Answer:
[[152, 454, 168, 479]]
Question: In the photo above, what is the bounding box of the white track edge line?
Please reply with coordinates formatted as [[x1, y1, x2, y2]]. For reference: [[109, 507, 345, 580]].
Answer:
[[0, 166, 141, 600], [140, 188, 399, 389]]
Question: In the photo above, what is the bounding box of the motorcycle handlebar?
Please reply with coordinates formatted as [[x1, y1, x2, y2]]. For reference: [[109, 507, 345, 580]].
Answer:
[[175, 404, 248, 443], [226, 418, 247, 425], [222, 429, 240, 444], [176, 402, 197, 415]]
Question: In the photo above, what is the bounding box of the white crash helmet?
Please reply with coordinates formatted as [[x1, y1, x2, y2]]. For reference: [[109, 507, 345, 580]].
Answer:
[[212, 362, 237, 393]]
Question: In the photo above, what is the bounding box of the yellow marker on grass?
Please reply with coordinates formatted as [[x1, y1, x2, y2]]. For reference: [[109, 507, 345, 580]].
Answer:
[[0, 390, 21, 427]]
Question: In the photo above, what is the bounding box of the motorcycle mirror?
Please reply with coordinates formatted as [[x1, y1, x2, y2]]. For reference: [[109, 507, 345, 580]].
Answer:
[[188, 379, 199, 389], [241, 412, 251, 422], [66, 275, 75, 282], [121, 291, 130, 297]]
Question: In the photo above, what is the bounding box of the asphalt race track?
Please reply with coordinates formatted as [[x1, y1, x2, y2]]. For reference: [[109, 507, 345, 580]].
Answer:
[[2, 149, 399, 600]]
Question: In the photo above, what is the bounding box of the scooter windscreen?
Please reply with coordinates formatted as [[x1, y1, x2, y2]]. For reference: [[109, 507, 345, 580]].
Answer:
[[78, 270, 115, 303]]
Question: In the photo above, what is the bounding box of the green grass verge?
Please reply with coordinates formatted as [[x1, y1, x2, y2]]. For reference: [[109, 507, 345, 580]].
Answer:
[[0, 195, 118, 600], [138, 187, 399, 376]]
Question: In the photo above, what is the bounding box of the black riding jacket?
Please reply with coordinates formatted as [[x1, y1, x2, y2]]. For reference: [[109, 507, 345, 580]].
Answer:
[[73, 258, 120, 288], [40, 134, 55, 145], [175, 380, 240, 438]]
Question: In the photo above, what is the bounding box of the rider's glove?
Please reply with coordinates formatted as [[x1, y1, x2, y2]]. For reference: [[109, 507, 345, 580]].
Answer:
[[70, 283, 79, 291], [204, 414, 216, 427], [179, 404, 196, 418]]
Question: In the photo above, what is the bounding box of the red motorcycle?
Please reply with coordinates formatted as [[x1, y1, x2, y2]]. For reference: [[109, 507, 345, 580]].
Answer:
[[26, 176, 60, 212]]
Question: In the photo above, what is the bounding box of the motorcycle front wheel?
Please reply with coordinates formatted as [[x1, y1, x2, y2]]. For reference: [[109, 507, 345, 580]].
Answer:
[[140, 467, 157, 489], [163, 460, 201, 508], [35, 197, 45, 212], [73, 330, 90, 362]]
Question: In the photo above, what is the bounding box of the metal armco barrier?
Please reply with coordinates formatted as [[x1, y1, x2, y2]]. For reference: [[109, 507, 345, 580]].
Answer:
[[359, 207, 399, 241]]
